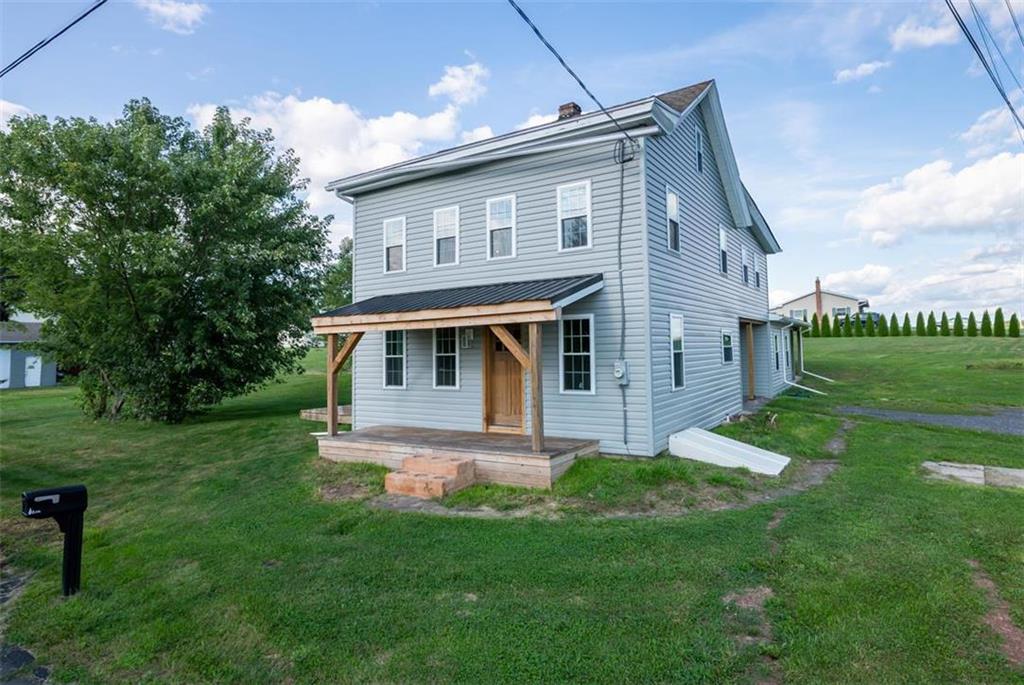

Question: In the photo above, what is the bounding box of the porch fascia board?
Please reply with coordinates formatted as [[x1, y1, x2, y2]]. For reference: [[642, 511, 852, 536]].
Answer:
[[313, 309, 558, 334]]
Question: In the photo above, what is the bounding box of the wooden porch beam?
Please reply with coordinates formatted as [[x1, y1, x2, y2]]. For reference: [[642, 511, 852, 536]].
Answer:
[[314, 309, 556, 335], [331, 331, 363, 374], [489, 324, 532, 369], [528, 323, 544, 453], [326, 333, 339, 437]]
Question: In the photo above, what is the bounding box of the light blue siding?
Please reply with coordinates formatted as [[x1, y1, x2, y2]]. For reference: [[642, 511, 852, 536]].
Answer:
[[644, 104, 774, 453], [350, 142, 655, 455]]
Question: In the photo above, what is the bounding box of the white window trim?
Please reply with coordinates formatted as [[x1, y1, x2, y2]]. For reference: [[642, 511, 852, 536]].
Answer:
[[382, 330, 407, 389], [382, 216, 406, 274], [486, 194, 517, 261], [559, 313, 596, 395], [556, 180, 592, 252], [432, 327, 460, 390], [666, 186, 681, 254], [772, 333, 780, 371], [718, 224, 729, 275], [721, 328, 734, 365], [695, 124, 704, 174], [670, 313, 685, 391], [432, 206, 460, 267]]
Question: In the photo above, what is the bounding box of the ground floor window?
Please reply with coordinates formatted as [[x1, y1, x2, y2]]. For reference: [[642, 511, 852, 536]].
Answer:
[[670, 314, 685, 389], [384, 330, 405, 387], [433, 327, 459, 388], [785, 333, 792, 369], [560, 315, 594, 393], [772, 333, 780, 370], [721, 330, 734, 363]]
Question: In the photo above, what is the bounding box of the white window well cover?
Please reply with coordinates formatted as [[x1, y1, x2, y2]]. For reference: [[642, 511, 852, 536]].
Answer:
[[669, 428, 790, 476]]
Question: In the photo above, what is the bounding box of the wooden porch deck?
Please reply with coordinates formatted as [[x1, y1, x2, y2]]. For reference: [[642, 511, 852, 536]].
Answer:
[[317, 425, 599, 488]]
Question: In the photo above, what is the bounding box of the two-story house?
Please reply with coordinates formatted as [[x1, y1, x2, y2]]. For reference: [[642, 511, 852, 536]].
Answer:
[[311, 80, 806, 490]]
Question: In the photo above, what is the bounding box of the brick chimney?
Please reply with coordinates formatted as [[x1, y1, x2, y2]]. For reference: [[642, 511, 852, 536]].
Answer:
[[814, 277, 823, 319], [558, 102, 582, 120]]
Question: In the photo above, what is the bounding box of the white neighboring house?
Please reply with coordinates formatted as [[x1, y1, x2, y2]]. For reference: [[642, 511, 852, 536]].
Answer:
[[0, 316, 58, 390], [771, 277, 869, 323]]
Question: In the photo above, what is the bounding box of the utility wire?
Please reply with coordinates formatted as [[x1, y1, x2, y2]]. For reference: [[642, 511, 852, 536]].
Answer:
[[970, 0, 1023, 95], [1006, 0, 1024, 50], [505, 0, 635, 144], [0, 0, 108, 80], [945, 0, 1024, 137], [970, 0, 1007, 92]]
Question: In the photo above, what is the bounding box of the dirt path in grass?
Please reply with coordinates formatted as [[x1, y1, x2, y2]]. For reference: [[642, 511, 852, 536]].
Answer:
[[968, 560, 1024, 667], [367, 459, 839, 520]]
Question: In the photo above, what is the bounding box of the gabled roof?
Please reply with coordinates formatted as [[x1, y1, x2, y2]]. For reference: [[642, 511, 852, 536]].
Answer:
[[318, 274, 603, 319], [772, 290, 865, 310], [325, 79, 780, 254], [0, 322, 41, 344]]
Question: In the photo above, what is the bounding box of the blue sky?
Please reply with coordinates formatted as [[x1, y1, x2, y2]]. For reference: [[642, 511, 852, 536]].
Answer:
[[2, 0, 1021, 315]]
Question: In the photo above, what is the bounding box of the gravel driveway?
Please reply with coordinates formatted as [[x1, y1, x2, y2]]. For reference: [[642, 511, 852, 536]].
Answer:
[[837, 406, 1024, 436]]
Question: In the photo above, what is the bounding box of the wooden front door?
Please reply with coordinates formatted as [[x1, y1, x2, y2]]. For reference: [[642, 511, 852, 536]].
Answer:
[[484, 325, 524, 433]]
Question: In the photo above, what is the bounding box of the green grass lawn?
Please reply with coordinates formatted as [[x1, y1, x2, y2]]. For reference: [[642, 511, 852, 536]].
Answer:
[[1, 337, 1022, 683]]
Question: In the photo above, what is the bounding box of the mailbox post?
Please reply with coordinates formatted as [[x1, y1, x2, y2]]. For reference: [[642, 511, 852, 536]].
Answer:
[[22, 485, 88, 596]]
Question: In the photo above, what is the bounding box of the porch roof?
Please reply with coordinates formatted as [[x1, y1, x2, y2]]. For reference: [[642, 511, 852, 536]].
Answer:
[[311, 273, 603, 334]]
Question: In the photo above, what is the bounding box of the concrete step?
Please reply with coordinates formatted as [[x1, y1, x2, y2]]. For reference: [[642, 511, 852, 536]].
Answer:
[[385, 469, 475, 499], [402, 454, 476, 483]]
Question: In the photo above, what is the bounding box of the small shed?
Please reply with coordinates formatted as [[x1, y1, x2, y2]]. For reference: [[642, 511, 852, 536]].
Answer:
[[0, 322, 58, 390]]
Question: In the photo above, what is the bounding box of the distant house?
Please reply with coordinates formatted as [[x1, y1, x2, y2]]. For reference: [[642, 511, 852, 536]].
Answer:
[[771, 277, 869, 323], [309, 80, 808, 485], [0, 321, 58, 390]]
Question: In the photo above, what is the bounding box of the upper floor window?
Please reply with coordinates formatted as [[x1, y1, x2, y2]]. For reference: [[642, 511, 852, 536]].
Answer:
[[383, 217, 405, 273], [833, 306, 850, 317], [433, 327, 459, 388], [755, 258, 762, 288], [718, 225, 728, 274], [557, 181, 591, 250], [721, 330, 734, 363], [670, 314, 685, 389], [384, 330, 405, 387], [560, 315, 595, 394], [695, 125, 704, 174], [790, 309, 808, 321], [741, 246, 750, 284], [487, 195, 516, 260], [433, 206, 459, 267], [666, 189, 680, 252]]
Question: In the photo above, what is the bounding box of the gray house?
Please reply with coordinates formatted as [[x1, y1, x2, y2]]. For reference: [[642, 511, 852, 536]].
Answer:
[[0, 321, 58, 390], [311, 80, 805, 489]]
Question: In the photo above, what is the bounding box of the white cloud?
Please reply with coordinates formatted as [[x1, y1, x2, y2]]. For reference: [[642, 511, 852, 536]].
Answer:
[[0, 100, 30, 130], [822, 264, 893, 294], [516, 112, 558, 130], [427, 63, 489, 105], [186, 66, 214, 81], [134, 0, 209, 34], [833, 60, 891, 83], [959, 105, 1023, 157], [187, 63, 495, 245], [770, 289, 796, 308], [889, 7, 959, 50], [845, 152, 1024, 246], [461, 125, 494, 143], [867, 85, 883, 94]]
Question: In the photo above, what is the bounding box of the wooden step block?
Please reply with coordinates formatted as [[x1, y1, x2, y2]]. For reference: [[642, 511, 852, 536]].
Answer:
[[402, 455, 475, 483], [385, 470, 466, 499]]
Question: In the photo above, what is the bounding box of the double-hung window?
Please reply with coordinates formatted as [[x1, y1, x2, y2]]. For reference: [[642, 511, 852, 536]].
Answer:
[[670, 314, 685, 389], [384, 330, 405, 387], [755, 257, 762, 288], [741, 246, 750, 284], [772, 333, 780, 371], [718, 225, 728, 274], [487, 195, 516, 259], [667, 190, 681, 252], [721, 330, 734, 363], [790, 309, 808, 321], [433, 206, 459, 267], [695, 125, 704, 174], [560, 315, 595, 394], [833, 306, 850, 318], [433, 327, 459, 389], [383, 217, 405, 273], [557, 181, 591, 250]]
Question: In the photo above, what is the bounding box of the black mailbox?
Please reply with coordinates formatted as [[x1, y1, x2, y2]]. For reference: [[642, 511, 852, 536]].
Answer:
[[22, 484, 88, 596]]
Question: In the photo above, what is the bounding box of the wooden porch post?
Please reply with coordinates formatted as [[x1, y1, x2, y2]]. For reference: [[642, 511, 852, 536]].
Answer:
[[325, 331, 364, 437], [528, 322, 544, 453], [326, 333, 338, 436], [745, 323, 756, 400]]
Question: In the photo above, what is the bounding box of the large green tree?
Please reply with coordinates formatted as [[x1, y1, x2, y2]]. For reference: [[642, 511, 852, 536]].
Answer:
[[0, 100, 331, 421], [993, 308, 1006, 337], [1010, 313, 1021, 338], [810, 312, 820, 337], [926, 312, 937, 336], [889, 313, 900, 336], [967, 312, 978, 337], [865, 313, 876, 336], [820, 313, 832, 338], [877, 313, 889, 336], [902, 313, 913, 336], [915, 312, 927, 336], [953, 312, 964, 336], [980, 310, 992, 336], [321, 236, 353, 312], [940, 312, 950, 336]]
